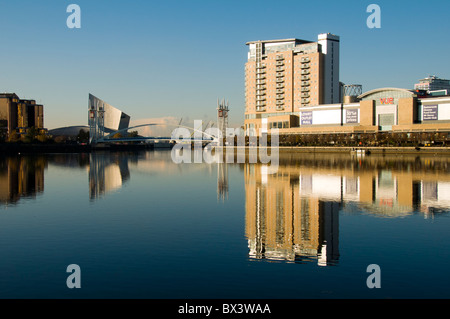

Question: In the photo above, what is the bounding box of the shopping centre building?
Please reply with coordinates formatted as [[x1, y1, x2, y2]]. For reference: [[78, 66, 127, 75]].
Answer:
[[244, 33, 450, 136]]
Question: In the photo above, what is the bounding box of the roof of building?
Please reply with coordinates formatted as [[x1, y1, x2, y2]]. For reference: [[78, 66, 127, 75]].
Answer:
[[358, 87, 417, 99], [48, 126, 89, 137], [418, 75, 450, 82], [246, 38, 311, 45], [0, 93, 20, 99]]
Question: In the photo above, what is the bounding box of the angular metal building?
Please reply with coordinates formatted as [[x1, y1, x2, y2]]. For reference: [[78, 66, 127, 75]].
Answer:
[[88, 94, 130, 143]]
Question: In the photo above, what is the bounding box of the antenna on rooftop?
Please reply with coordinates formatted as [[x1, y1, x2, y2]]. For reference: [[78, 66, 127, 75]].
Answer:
[[217, 98, 229, 138]]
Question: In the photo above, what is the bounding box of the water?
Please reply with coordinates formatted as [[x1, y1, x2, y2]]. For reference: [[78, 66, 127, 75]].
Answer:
[[0, 150, 449, 299]]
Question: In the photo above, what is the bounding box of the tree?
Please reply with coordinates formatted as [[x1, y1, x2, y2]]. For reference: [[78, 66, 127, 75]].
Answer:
[[76, 129, 89, 143], [54, 135, 68, 144], [7, 130, 20, 143], [129, 131, 139, 138], [37, 132, 50, 143], [23, 126, 38, 143], [112, 132, 123, 139], [0, 130, 6, 143]]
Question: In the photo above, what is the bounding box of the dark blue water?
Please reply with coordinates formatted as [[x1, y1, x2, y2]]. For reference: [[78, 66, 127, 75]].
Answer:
[[0, 150, 449, 299]]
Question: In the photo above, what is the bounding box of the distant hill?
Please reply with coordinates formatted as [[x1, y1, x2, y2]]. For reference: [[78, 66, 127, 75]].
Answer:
[[48, 126, 89, 137]]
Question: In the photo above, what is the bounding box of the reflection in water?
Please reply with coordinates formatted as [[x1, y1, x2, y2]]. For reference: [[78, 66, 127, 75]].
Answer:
[[217, 162, 228, 202], [245, 152, 450, 266], [245, 163, 339, 266], [88, 150, 226, 201], [89, 152, 131, 200], [1, 150, 227, 204], [0, 156, 46, 206], [1, 151, 450, 298]]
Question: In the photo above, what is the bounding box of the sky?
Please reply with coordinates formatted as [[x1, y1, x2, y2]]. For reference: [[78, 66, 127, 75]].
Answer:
[[1, 0, 450, 131]]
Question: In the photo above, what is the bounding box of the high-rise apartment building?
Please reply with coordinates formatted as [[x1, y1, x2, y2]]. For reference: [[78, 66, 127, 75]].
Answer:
[[0, 93, 19, 136], [0, 93, 44, 137], [244, 33, 340, 134]]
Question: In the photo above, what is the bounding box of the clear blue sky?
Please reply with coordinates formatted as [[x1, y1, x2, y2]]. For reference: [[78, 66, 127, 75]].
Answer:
[[1, 0, 449, 129]]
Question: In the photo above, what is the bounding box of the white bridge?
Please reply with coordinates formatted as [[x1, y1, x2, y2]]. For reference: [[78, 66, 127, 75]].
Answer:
[[92, 123, 219, 146], [88, 94, 219, 146]]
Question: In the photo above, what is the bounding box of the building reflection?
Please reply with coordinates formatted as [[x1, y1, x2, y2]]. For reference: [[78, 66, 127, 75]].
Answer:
[[217, 162, 228, 202], [89, 152, 131, 200], [88, 150, 223, 201], [245, 163, 339, 266], [0, 156, 46, 205], [245, 153, 450, 265]]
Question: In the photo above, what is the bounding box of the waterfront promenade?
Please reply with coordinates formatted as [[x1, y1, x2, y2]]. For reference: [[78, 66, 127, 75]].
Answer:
[[1, 142, 449, 155], [276, 146, 450, 155]]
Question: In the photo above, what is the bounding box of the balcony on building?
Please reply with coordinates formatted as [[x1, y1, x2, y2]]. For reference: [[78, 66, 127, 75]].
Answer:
[[256, 100, 266, 105], [256, 101, 266, 112]]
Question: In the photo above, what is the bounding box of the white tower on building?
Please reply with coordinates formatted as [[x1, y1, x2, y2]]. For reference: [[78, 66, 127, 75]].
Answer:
[[318, 33, 340, 104]]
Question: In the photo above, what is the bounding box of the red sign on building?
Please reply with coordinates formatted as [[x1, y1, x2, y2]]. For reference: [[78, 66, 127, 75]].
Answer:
[[380, 98, 394, 105]]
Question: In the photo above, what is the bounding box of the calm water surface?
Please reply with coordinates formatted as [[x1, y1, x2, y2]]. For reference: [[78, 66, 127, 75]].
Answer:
[[0, 150, 449, 299]]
